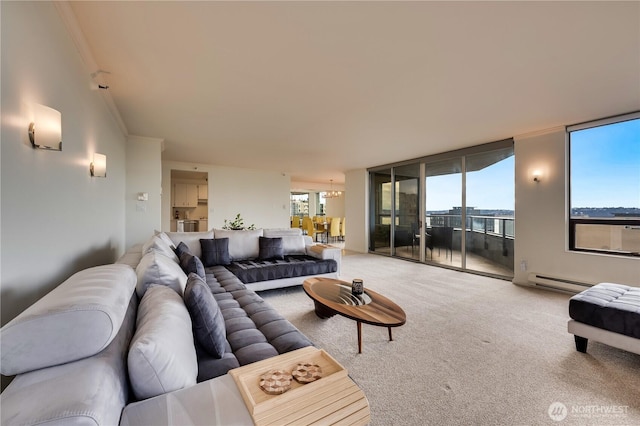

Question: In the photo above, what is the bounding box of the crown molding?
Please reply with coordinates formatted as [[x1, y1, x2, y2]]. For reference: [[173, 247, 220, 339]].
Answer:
[[53, 1, 129, 136]]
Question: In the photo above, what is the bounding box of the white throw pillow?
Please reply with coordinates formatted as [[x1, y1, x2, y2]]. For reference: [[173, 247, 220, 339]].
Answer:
[[154, 230, 176, 249], [213, 228, 264, 260], [165, 230, 214, 259], [0, 264, 137, 375], [128, 285, 197, 400], [280, 235, 307, 255], [142, 234, 179, 263], [136, 250, 187, 298]]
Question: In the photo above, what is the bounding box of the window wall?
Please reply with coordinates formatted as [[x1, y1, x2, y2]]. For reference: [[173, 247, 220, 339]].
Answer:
[[369, 140, 515, 278], [290, 192, 309, 217], [568, 113, 640, 257]]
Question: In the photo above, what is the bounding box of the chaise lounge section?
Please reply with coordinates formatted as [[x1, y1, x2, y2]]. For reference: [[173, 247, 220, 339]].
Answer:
[[568, 282, 640, 355]]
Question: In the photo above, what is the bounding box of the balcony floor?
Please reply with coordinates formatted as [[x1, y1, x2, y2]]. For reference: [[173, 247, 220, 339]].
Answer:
[[377, 245, 514, 278]]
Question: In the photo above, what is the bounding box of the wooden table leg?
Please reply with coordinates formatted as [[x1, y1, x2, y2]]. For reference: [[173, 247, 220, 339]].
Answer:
[[357, 321, 362, 354]]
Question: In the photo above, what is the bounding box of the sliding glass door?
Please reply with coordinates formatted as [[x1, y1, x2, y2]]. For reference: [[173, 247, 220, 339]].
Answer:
[[425, 158, 462, 268], [465, 148, 514, 275], [369, 140, 515, 279], [394, 164, 420, 260]]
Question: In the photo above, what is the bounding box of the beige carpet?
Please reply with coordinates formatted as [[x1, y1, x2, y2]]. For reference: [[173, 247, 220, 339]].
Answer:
[[260, 252, 640, 425]]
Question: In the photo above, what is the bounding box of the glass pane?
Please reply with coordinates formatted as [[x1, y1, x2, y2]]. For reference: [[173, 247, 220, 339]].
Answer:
[[425, 158, 462, 268], [570, 118, 640, 256], [574, 223, 640, 255], [290, 193, 309, 217], [317, 192, 326, 215], [394, 163, 420, 260], [370, 170, 392, 253], [571, 118, 640, 216], [465, 148, 515, 276]]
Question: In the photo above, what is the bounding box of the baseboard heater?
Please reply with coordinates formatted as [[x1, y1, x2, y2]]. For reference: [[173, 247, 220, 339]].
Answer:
[[527, 273, 593, 293]]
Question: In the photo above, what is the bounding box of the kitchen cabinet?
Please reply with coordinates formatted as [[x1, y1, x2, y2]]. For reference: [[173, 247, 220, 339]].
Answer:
[[198, 220, 208, 232], [198, 184, 208, 201], [173, 183, 198, 207]]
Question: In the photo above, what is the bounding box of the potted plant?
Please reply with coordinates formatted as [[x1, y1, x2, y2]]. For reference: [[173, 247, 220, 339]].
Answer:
[[222, 213, 256, 230]]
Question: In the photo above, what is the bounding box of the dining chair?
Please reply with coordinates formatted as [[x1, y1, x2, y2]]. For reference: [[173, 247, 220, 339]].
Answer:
[[329, 218, 341, 243], [339, 217, 346, 241], [315, 216, 326, 233], [291, 216, 301, 228], [303, 217, 318, 241]]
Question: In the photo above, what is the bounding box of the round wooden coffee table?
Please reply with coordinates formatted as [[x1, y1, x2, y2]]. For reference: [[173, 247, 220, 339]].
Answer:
[[303, 277, 406, 353]]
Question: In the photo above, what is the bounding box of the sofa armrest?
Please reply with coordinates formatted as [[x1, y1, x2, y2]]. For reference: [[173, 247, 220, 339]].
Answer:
[[306, 244, 341, 275]]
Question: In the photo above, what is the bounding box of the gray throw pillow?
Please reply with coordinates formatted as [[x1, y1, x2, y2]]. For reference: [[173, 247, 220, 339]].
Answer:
[[174, 241, 191, 259], [200, 238, 230, 266], [259, 237, 284, 260], [183, 273, 226, 358], [179, 252, 206, 279]]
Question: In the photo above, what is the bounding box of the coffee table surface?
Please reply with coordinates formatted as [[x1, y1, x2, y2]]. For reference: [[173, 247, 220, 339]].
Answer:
[[307, 280, 373, 307], [303, 277, 406, 328]]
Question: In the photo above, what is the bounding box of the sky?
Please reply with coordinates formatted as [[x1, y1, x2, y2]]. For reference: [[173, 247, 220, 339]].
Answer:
[[571, 118, 640, 209], [426, 156, 515, 212], [424, 117, 639, 212]]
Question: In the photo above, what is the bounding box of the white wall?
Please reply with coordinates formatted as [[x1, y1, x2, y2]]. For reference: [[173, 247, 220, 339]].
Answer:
[[1, 1, 127, 325], [325, 195, 345, 218], [344, 169, 368, 253], [125, 136, 163, 247], [514, 129, 639, 287], [162, 161, 291, 232]]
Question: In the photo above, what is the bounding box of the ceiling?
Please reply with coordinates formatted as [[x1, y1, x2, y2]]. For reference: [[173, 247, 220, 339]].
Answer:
[[68, 1, 639, 187]]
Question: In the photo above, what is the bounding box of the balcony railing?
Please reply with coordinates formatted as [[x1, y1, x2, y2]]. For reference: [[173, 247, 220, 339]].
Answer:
[[425, 214, 514, 239]]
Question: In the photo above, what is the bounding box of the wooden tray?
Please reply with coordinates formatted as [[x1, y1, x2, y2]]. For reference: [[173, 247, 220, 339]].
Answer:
[[229, 346, 348, 417]]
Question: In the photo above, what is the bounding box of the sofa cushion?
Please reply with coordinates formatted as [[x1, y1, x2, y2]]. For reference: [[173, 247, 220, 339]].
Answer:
[[225, 255, 338, 284], [136, 250, 188, 298], [155, 230, 177, 249], [128, 285, 198, 400], [195, 341, 240, 382], [0, 294, 138, 426], [200, 238, 231, 266], [142, 234, 179, 263], [184, 274, 227, 358], [263, 228, 303, 237], [213, 228, 264, 260], [0, 264, 137, 376], [180, 252, 206, 279], [166, 230, 214, 259], [259, 237, 284, 260], [280, 235, 307, 255], [116, 244, 144, 268]]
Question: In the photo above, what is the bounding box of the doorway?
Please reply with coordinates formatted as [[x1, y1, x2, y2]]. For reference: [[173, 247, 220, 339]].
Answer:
[[170, 170, 208, 232]]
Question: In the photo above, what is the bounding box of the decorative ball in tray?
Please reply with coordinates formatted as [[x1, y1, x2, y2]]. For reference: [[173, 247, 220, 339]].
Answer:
[[258, 369, 292, 395], [292, 362, 323, 384]]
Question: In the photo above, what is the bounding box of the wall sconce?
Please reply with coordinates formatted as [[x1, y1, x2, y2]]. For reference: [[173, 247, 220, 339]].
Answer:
[[90, 153, 107, 177], [532, 170, 542, 183], [28, 104, 62, 151]]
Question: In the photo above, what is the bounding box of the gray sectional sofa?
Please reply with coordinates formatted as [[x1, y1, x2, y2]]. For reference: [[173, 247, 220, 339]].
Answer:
[[0, 228, 343, 425]]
